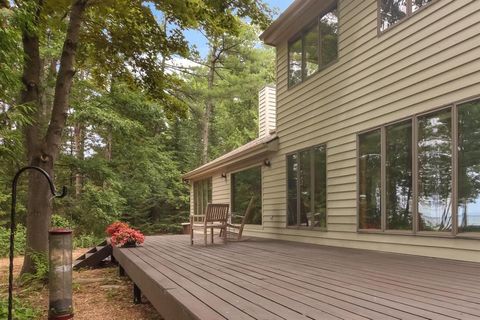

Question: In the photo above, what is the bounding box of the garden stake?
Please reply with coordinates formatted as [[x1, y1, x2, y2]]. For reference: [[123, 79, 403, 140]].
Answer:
[[8, 166, 67, 320]]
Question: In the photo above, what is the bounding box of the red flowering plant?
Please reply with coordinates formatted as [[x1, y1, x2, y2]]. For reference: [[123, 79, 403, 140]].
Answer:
[[106, 222, 145, 247], [106, 221, 130, 236]]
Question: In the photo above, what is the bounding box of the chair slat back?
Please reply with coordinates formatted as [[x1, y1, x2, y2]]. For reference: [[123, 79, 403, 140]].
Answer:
[[205, 203, 229, 223]]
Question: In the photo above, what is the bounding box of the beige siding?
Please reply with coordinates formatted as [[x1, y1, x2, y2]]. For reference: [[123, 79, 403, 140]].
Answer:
[[257, 0, 480, 261], [258, 85, 277, 138], [212, 174, 230, 206]]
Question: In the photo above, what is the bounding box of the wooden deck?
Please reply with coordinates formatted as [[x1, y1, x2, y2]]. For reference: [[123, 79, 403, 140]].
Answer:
[[113, 235, 480, 320]]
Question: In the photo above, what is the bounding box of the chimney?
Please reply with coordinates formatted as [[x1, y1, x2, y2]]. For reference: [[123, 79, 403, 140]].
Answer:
[[258, 85, 276, 138]]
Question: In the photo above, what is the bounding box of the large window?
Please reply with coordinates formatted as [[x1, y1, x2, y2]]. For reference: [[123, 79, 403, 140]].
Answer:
[[358, 98, 480, 236], [458, 101, 480, 233], [231, 167, 262, 225], [288, 4, 338, 87], [287, 145, 327, 229], [193, 178, 212, 215], [379, 0, 434, 33]]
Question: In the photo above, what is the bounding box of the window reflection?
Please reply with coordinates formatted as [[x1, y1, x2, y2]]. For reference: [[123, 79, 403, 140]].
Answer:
[[418, 109, 452, 232], [287, 145, 327, 228], [386, 121, 413, 230], [304, 25, 319, 78], [359, 130, 382, 229], [194, 178, 212, 216], [380, 0, 408, 32], [412, 0, 432, 12], [288, 4, 338, 87], [288, 38, 302, 87], [458, 100, 480, 233], [287, 154, 298, 226], [231, 167, 262, 225], [319, 10, 338, 67], [314, 146, 327, 228], [299, 150, 312, 226]]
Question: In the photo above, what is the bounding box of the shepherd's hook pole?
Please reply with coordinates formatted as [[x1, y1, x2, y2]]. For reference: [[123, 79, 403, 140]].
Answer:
[[8, 166, 67, 320]]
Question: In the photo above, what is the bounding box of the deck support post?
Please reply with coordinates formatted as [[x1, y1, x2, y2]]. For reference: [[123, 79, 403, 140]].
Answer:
[[133, 283, 142, 304], [119, 265, 125, 277]]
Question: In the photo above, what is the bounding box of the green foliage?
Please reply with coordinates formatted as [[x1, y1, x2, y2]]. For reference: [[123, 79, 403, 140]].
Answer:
[[19, 251, 49, 284], [51, 214, 72, 229], [0, 0, 276, 253], [0, 224, 26, 258], [73, 233, 103, 249], [0, 297, 41, 320]]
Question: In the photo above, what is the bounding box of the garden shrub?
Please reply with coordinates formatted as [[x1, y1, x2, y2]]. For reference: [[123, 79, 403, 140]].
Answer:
[[0, 224, 26, 258], [0, 297, 40, 320]]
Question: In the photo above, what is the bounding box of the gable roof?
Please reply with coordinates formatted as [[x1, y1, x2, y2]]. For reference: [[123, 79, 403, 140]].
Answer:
[[182, 133, 278, 180], [260, 0, 336, 46]]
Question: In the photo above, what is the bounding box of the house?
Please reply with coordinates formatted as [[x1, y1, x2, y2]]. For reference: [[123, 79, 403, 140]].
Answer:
[[183, 0, 480, 262]]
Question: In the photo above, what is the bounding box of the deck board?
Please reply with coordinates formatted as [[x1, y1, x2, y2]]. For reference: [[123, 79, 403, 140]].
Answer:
[[113, 235, 480, 320]]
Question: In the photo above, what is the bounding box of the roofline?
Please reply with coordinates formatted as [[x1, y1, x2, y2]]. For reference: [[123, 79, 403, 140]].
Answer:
[[260, 0, 313, 46], [260, 0, 336, 47], [182, 135, 278, 181]]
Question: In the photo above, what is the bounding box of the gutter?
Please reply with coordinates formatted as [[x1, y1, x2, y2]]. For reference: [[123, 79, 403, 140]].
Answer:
[[182, 136, 278, 181]]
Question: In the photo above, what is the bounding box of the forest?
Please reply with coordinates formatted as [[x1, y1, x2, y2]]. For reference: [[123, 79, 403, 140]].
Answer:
[[0, 0, 275, 274]]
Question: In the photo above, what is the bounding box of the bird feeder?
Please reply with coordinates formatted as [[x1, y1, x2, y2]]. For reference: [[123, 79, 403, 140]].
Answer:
[[48, 229, 74, 320]]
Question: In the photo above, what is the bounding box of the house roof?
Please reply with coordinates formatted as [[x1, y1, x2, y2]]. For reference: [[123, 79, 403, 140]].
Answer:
[[182, 133, 279, 180], [260, 0, 336, 46]]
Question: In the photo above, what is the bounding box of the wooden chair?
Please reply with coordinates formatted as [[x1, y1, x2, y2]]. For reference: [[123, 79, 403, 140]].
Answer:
[[190, 203, 229, 246], [224, 196, 255, 241]]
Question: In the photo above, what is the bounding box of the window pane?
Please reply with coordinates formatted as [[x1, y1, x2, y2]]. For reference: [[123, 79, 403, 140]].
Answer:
[[299, 149, 312, 226], [458, 100, 480, 233], [380, 0, 408, 32], [193, 178, 212, 215], [231, 167, 262, 225], [412, 0, 433, 12], [386, 121, 413, 230], [289, 38, 302, 87], [287, 154, 298, 226], [418, 109, 452, 232], [304, 24, 319, 78], [359, 130, 382, 229], [319, 8, 338, 67], [314, 145, 327, 228]]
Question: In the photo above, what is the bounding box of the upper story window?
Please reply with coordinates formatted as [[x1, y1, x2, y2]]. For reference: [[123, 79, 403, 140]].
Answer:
[[288, 4, 338, 87], [379, 0, 434, 32]]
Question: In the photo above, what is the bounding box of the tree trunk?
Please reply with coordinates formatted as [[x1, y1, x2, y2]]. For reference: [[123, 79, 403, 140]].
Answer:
[[74, 122, 85, 197], [201, 44, 218, 164], [20, 0, 45, 274], [105, 130, 113, 161], [22, 0, 89, 275]]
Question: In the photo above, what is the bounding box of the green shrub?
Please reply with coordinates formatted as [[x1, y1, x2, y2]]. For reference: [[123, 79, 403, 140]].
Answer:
[[0, 297, 41, 320], [73, 233, 103, 249], [142, 222, 183, 235], [0, 224, 27, 258], [51, 214, 73, 229], [19, 251, 49, 285]]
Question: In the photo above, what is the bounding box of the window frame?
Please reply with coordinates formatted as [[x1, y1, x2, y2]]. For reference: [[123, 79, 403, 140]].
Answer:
[[287, 2, 339, 89], [356, 96, 480, 239], [285, 144, 328, 230], [377, 0, 439, 35]]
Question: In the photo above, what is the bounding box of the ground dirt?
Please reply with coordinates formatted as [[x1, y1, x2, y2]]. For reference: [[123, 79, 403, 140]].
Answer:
[[0, 249, 162, 319]]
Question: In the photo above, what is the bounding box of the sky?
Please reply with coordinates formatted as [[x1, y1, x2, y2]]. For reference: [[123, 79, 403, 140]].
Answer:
[[183, 0, 294, 57]]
